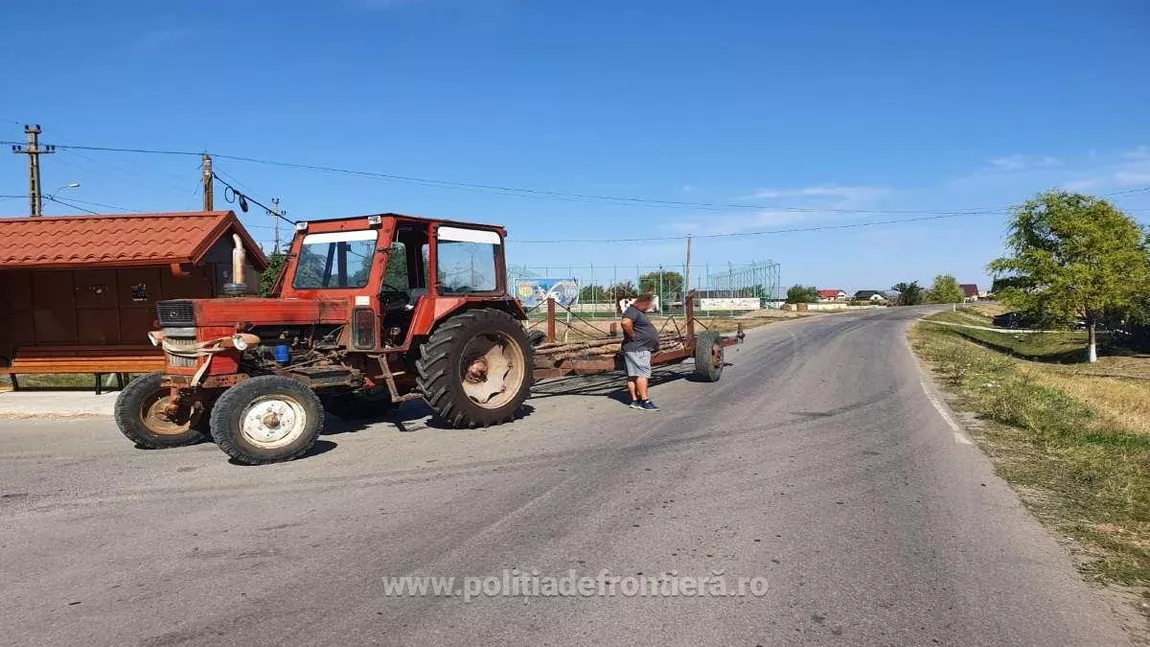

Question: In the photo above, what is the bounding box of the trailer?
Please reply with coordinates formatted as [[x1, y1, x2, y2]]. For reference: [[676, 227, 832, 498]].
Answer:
[[527, 296, 739, 382]]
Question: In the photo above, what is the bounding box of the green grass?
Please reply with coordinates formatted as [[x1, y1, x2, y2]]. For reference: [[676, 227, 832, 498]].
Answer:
[[911, 315, 1150, 597], [0, 373, 123, 390], [926, 309, 1090, 362]]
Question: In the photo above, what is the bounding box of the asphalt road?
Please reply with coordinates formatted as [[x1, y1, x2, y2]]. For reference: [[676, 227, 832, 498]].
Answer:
[[0, 307, 1133, 646]]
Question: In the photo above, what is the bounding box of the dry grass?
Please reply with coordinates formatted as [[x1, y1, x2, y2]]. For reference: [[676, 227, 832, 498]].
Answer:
[[966, 302, 1010, 318], [910, 314, 1150, 598], [1024, 368, 1150, 436]]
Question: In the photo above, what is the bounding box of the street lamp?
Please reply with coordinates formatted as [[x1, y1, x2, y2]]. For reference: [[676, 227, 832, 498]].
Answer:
[[49, 182, 80, 199]]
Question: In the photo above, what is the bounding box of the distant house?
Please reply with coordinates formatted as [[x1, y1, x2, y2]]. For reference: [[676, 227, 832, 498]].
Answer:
[[853, 290, 889, 303], [817, 289, 848, 302], [960, 284, 980, 302]]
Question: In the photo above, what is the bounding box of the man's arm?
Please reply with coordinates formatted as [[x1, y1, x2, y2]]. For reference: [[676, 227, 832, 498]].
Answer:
[[620, 316, 635, 340]]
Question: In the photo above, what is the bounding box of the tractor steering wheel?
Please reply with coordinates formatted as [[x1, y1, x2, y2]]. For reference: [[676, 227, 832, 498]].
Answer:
[[380, 282, 410, 306]]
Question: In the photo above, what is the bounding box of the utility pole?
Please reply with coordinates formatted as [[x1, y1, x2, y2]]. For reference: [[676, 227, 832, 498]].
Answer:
[[201, 154, 214, 211], [683, 234, 693, 309], [10, 124, 55, 216], [271, 197, 281, 253]]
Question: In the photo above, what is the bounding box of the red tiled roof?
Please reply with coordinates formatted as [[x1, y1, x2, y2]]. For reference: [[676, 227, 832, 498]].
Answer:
[[960, 283, 979, 297], [0, 211, 268, 271], [817, 289, 845, 298]]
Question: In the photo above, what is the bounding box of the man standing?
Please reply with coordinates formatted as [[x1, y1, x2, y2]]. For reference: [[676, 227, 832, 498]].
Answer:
[[620, 293, 660, 411]]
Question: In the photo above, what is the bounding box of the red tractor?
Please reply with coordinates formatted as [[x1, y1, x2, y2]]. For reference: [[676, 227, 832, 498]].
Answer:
[[115, 214, 536, 464], [116, 212, 736, 465]]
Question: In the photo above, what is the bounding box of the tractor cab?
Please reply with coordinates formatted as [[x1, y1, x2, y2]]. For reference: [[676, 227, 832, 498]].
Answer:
[[277, 214, 522, 350]]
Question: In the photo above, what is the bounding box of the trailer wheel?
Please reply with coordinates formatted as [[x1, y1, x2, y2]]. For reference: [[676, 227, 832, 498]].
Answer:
[[209, 375, 323, 465], [692, 332, 724, 382], [114, 372, 208, 449], [416, 308, 534, 428], [324, 387, 396, 421]]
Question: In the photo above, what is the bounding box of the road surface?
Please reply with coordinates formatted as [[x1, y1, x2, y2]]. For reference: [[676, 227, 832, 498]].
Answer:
[[0, 307, 1133, 646]]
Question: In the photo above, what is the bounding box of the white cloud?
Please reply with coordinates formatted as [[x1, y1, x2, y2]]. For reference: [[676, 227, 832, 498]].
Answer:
[[1122, 146, 1150, 160], [1114, 171, 1150, 185], [681, 184, 697, 193], [989, 155, 1063, 171], [741, 185, 890, 203]]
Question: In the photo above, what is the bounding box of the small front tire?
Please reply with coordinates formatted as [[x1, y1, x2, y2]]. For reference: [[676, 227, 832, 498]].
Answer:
[[114, 372, 209, 449], [209, 376, 324, 465]]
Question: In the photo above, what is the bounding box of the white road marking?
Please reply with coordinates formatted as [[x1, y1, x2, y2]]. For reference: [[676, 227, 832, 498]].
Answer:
[[919, 378, 973, 445]]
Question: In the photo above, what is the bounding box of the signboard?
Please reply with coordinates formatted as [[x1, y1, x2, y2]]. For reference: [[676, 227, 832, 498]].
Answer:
[[618, 296, 661, 313], [515, 278, 579, 309], [698, 297, 760, 311]]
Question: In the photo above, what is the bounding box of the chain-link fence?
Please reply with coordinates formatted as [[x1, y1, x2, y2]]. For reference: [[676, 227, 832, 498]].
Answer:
[[507, 261, 781, 318]]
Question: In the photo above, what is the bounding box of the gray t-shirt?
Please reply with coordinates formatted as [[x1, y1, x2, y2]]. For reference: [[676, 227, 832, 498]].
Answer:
[[622, 305, 660, 352]]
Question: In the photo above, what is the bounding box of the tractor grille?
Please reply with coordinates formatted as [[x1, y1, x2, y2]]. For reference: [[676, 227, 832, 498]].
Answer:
[[164, 337, 200, 369], [156, 300, 196, 327]]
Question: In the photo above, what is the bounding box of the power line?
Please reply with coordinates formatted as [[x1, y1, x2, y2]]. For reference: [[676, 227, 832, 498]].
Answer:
[[45, 195, 102, 215], [54, 196, 145, 212], [0, 139, 1012, 215], [211, 172, 296, 225], [516, 211, 1005, 244]]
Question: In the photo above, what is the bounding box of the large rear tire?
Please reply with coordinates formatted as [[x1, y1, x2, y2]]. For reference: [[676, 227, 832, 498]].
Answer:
[[209, 375, 323, 465], [416, 308, 534, 428], [114, 372, 209, 449], [692, 332, 724, 382]]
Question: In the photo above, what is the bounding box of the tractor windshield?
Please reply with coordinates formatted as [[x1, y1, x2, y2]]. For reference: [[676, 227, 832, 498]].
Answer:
[[293, 230, 378, 289]]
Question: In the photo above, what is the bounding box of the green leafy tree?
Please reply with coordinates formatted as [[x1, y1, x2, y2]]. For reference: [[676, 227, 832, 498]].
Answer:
[[579, 284, 606, 303], [260, 252, 286, 296], [605, 280, 638, 301], [989, 275, 1031, 296], [891, 281, 924, 306], [785, 284, 819, 304], [639, 270, 684, 297], [925, 274, 964, 304], [988, 190, 1150, 362]]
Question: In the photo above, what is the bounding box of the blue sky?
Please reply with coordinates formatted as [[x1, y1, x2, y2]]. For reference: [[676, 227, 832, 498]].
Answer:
[[2, 0, 1149, 293]]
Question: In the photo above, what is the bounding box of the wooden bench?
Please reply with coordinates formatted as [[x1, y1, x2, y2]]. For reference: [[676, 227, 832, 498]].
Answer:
[[3, 346, 165, 394]]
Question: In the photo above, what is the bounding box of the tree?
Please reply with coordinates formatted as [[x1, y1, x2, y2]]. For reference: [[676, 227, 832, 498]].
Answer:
[[988, 190, 1150, 362], [579, 284, 606, 303], [260, 252, 286, 296], [925, 274, 964, 304], [785, 284, 819, 304], [989, 275, 1031, 296], [891, 281, 924, 306], [604, 280, 638, 301], [639, 270, 684, 297]]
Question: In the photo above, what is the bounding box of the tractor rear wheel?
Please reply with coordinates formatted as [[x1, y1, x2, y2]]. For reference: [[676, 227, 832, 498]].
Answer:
[[692, 332, 725, 382], [416, 308, 534, 428], [114, 372, 209, 449], [209, 375, 324, 465]]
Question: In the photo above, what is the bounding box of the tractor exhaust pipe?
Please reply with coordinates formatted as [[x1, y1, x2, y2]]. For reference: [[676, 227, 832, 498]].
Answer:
[[222, 233, 247, 297]]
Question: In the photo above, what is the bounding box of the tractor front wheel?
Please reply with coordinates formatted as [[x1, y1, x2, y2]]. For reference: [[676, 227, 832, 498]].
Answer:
[[416, 308, 534, 428], [114, 372, 209, 449], [209, 376, 324, 465]]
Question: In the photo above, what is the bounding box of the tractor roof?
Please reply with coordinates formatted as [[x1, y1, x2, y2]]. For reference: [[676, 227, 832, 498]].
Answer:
[[297, 213, 507, 233]]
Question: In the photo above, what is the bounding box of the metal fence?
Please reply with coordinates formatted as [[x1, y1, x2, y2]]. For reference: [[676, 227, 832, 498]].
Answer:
[[507, 261, 781, 317]]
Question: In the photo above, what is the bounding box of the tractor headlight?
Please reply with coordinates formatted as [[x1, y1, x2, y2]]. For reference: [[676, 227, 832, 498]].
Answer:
[[232, 334, 250, 351]]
